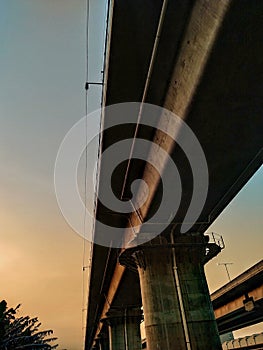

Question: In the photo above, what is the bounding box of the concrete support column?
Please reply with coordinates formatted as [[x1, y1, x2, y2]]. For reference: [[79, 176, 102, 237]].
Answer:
[[133, 237, 187, 350], [126, 234, 221, 350], [92, 338, 101, 350], [174, 233, 222, 349], [96, 330, 110, 350], [103, 307, 142, 350]]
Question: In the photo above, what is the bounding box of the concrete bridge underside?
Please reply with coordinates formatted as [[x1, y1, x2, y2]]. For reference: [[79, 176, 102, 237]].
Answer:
[[85, 1, 263, 349], [212, 260, 263, 335]]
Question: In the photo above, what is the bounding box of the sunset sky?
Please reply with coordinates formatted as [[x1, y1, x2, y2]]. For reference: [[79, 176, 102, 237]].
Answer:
[[0, 1, 262, 349]]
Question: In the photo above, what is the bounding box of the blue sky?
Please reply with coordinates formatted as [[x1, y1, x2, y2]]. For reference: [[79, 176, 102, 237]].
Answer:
[[0, 1, 262, 349], [0, 1, 106, 348]]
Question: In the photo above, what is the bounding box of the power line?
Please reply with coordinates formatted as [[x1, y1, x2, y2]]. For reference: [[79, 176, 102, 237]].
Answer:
[[81, 0, 108, 347], [81, 0, 90, 344]]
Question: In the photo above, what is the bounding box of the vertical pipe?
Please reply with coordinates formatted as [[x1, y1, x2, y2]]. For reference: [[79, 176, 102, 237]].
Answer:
[[124, 308, 128, 350], [171, 232, 192, 350]]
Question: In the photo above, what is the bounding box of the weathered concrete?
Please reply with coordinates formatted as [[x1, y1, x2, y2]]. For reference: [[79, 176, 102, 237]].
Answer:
[[95, 330, 109, 350], [135, 239, 187, 350], [174, 234, 221, 349], [129, 234, 221, 350], [102, 308, 142, 350]]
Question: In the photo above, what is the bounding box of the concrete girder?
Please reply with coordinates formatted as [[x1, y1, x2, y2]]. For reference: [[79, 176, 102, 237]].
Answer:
[[85, 0, 263, 348]]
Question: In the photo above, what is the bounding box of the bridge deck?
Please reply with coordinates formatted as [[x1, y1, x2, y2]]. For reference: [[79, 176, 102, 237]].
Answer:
[[85, 1, 263, 348]]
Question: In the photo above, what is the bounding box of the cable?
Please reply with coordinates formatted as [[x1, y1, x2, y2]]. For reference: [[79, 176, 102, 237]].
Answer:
[[82, 0, 90, 345], [82, 1, 111, 349]]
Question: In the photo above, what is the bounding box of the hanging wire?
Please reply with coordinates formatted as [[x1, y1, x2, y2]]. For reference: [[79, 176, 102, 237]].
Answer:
[[81, 0, 109, 347], [83, 0, 112, 346], [81, 0, 90, 343]]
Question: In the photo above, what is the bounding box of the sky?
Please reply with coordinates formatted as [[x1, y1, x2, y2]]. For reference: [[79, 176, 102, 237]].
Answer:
[[0, 1, 262, 349], [0, 1, 106, 349]]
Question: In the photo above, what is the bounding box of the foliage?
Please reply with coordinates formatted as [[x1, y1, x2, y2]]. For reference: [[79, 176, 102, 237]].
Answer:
[[0, 300, 58, 350]]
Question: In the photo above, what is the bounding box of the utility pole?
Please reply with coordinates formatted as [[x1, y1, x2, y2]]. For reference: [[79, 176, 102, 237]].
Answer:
[[217, 262, 233, 282]]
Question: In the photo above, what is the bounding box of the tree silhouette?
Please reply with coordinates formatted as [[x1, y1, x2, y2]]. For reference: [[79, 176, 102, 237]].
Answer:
[[0, 300, 58, 349]]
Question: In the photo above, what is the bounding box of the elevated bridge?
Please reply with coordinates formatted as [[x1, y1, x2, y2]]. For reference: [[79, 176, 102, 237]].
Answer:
[[85, 1, 263, 349], [212, 260, 263, 335], [222, 333, 263, 350]]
